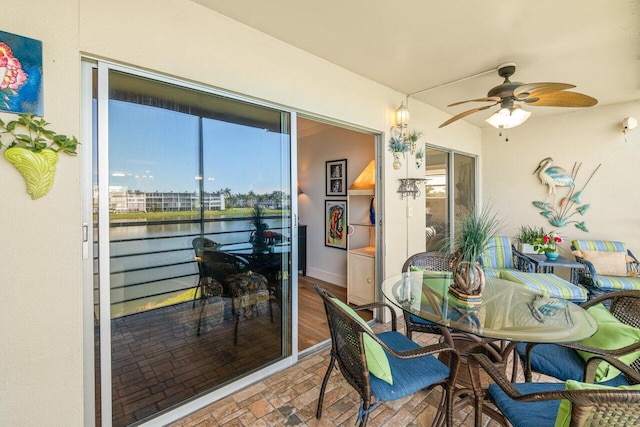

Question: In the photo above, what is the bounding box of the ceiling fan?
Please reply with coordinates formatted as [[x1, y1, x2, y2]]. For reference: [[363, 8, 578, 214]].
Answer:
[[438, 63, 598, 128]]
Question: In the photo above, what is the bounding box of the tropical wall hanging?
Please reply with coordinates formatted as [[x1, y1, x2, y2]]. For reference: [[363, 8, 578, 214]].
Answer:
[[0, 113, 79, 199], [532, 157, 600, 231]]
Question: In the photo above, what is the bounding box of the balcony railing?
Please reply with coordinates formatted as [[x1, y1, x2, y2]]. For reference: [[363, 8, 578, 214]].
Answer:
[[95, 215, 288, 318]]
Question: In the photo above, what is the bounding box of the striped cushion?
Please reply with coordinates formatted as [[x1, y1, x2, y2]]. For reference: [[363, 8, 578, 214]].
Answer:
[[595, 275, 640, 290], [500, 271, 588, 302], [481, 236, 513, 269], [482, 268, 501, 279], [572, 239, 627, 253]]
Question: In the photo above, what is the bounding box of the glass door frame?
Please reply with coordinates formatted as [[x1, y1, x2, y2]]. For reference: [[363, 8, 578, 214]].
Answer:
[[81, 58, 300, 427]]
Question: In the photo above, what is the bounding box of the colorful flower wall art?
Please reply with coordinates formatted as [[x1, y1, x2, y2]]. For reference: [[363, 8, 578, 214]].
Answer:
[[0, 30, 43, 115]]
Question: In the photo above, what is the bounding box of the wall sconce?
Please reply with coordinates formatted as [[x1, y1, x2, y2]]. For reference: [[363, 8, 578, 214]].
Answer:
[[297, 182, 303, 195], [623, 116, 637, 142], [395, 101, 410, 129], [398, 178, 425, 199]]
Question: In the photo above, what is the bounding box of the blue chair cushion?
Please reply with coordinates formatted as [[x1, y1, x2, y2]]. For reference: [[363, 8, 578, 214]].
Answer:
[[488, 382, 564, 427], [369, 331, 451, 402], [409, 313, 437, 326], [516, 342, 630, 386]]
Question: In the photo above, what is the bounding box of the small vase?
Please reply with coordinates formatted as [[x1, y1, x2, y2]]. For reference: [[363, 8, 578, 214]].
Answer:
[[5, 147, 59, 199], [392, 153, 401, 170], [545, 251, 559, 260]]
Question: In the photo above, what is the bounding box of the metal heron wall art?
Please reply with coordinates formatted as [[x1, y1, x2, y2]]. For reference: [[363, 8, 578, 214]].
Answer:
[[532, 157, 601, 231]]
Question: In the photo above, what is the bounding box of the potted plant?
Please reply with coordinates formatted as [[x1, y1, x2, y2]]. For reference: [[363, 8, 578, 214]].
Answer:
[[388, 136, 409, 170], [440, 206, 503, 306], [532, 231, 563, 260], [515, 225, 546, 254], [0, 113, 79, 199], [249, 205, 268, 253]]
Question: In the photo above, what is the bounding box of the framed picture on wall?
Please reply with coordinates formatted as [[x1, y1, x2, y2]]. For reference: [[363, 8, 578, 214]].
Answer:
[[326, 158, 347, 196], [325, 199, 347, 250]]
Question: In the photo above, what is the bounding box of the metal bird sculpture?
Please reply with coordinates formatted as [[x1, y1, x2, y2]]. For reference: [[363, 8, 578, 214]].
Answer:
[[533, 157, 574, 204]]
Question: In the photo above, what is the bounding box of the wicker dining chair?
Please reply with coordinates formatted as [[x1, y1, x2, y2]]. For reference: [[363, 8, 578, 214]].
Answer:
[[401, 251, 453, 339], [314, 284, 460, 427], [192, 238, 272, 344], [517, 290, 640, 386], [470, 352, 640, 427]]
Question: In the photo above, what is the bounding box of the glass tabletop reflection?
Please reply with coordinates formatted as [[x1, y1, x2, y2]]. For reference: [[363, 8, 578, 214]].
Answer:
[[381, 271, 597, 343]]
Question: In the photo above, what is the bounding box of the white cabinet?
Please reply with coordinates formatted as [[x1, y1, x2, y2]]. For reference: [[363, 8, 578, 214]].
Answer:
[[346, 189, 375, 305]]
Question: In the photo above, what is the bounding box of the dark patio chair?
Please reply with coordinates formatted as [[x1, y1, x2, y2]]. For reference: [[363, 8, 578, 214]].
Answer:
[[401, 251, 453, 339], [314, 284, 460, 427], [192, 238, 271, 344], [470, 352, 640, 427], [517, 290, 640, 386]]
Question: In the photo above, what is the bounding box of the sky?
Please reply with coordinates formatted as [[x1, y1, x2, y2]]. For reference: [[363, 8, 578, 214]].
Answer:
[[109, 100, 291, 195]]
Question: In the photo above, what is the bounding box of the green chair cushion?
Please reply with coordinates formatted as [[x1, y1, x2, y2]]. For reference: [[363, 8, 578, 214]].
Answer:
[[554, 379, 640, 427], [576, 303, 640, 382], [330, 297, 393, 385]]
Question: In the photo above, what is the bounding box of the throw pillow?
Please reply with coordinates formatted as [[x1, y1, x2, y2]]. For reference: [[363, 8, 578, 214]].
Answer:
[[554, 379, 640, 427], [330, 297, 393, 385], [576, 303, 640, 382], [572, 250, 629, 276]]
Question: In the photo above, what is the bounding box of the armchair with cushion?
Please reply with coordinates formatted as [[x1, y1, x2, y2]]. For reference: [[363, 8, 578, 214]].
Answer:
[[571, 239, 640, 298], [470, 352, 640, 427], [517, 290, 640, 387], [314, 284, 460, 427]]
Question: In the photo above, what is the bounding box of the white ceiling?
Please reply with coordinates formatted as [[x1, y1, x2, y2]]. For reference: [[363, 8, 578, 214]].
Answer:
[[193, 0, 640, 128]]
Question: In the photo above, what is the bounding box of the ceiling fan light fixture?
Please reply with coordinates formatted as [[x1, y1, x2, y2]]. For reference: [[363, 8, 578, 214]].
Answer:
[[485, 106, 531, 129]]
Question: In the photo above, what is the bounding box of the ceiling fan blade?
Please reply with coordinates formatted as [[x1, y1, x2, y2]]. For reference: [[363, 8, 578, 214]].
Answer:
[[524, 91, 598, 107], [514, 82, 576, 99], [447, 97, 501, 107], [439, 104, 495, 128]]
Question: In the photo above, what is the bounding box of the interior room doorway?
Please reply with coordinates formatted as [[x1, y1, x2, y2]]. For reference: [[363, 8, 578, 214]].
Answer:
[[296, 117, 377, 351]]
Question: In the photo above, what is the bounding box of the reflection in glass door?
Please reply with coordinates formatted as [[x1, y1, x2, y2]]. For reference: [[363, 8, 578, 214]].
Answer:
[[90, 65, 293, 426], [425, 148, 450, 251], [425, 148, 476, 251]]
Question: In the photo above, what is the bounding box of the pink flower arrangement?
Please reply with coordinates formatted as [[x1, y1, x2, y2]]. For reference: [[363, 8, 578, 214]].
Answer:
[[533, 231, 563, 254], [0, 42, 28, 108]]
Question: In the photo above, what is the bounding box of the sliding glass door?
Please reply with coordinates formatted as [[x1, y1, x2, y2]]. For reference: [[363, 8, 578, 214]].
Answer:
[[86, 62, 294, 426], [425, 147, 476, 250]]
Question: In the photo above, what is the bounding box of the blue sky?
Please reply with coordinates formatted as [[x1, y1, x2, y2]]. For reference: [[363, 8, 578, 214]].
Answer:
[[109, 100, 290, 194]]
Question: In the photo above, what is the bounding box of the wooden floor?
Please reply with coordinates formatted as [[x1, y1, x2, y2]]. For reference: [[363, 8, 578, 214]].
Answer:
[[297, 275, 372, 351]]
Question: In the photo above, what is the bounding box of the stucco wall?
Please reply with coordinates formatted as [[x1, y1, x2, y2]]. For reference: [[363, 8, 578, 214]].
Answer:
[[0, 1, 83, 426], [1, 0, 482, 425], [482, 100, 640, 259]]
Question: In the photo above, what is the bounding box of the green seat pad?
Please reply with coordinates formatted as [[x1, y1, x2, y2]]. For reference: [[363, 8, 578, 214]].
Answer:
[[330, 297, 392, 384], [554, 379, 640, 427], [576, 303, 640, 382]]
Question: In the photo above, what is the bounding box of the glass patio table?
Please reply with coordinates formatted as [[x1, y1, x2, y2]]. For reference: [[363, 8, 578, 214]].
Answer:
[[381, 271, 598, 427]]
